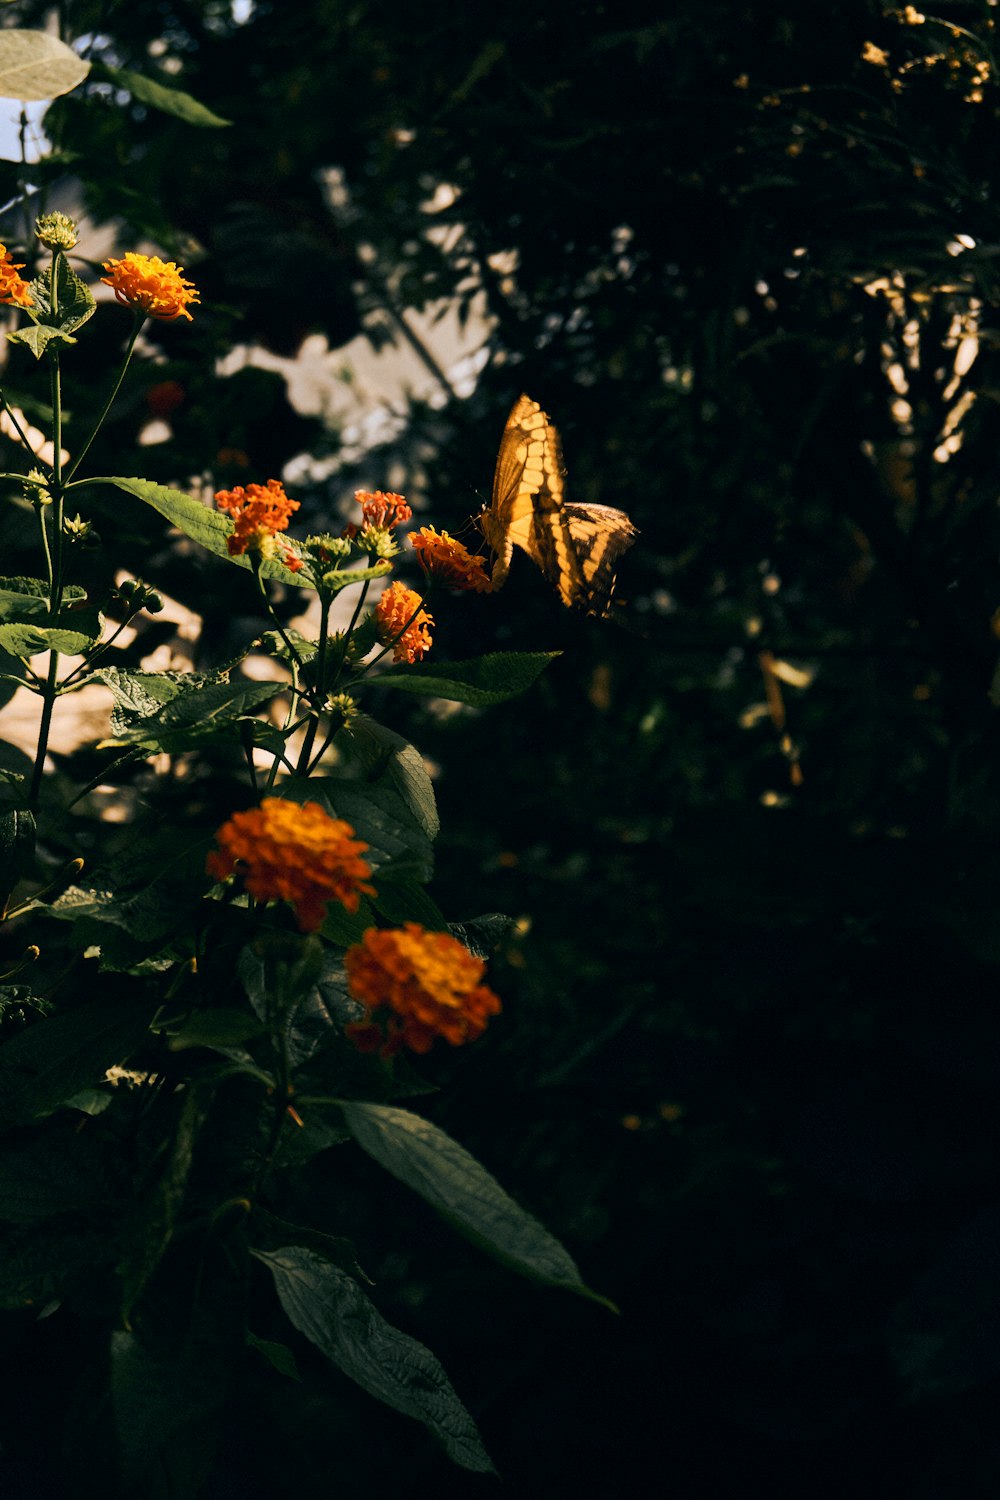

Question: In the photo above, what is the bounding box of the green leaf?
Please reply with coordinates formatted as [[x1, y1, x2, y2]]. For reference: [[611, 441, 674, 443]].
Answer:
[[0, 805, 35, 906], [319, 894, 374, 948], [0, 612, 102, 656], [366, 650, 560, 705], [299, 775, 433, 881], [246, 1330, 300, 1380], [159, 1008, 265, 1052], [448, 913, 516, 960], [27, 252, 96, 333], [253, 1245, 494, 1472], [0, 577, 85, 618], [250, 1206, 369, 1283], [95, 477, 312, 586], [0, 30, 90, 101], [343, 1102, 616, 1309], [95, 669, 286, 751], [346, 715, 439, 843], [7, 323, 77, 358], [373, 875, 448, 930], [95, 62, 231, 127], [0, 996, 157, 1128]]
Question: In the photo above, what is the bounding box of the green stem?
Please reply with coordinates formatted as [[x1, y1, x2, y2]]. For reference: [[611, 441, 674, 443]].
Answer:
[[64, 748, 143, 811], [27, 654, 59, 811], [295, 592, 331, 774], [64, 312, 144, 483], [329, 578, 371, 685], [0, 394, 44, 467], [27, 259, 68, 812], [58, 612, 139, 690], [350, 581, 434, 680]]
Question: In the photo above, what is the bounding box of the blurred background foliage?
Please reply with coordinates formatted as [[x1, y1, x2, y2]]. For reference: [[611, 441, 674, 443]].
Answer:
[[4, 0, 1000, 1493]]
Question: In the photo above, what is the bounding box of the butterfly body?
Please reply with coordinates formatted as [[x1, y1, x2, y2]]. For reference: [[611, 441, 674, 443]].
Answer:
[[481, 393, 637, 617]]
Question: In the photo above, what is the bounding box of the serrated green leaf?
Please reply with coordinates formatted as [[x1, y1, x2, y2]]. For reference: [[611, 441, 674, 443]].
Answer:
[[343, 1102, 616, 1309], [250, 1206, 368, 1282], [7, 323, 77, 358], [365, 650, 560, 705], [297, 776, 433, 881], [28, 253, 95, 333], [0, 30, 90, 101], [0, 578, 85, 617], [253, 1245, 494, 1472], [0, 613, 101, 656], [94, 477, 312, 586], [98, 672, 286, 751], [96, 61, 230, 127], [346, 715, 439, 843]]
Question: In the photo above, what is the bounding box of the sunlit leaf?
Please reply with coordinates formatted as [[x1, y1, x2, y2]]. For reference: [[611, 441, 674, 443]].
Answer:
[[0, 30, 90, 102]]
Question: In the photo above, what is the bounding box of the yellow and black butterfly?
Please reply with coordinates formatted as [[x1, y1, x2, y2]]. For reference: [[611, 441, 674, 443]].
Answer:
[[479, 393, 638, 617]]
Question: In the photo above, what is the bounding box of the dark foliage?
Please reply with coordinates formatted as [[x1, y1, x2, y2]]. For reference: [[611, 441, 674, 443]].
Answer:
[[2, 1, 1000, 1494]]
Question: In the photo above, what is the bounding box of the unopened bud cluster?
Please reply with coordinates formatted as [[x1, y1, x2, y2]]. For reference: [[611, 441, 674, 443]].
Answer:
[[114, 577, 164, 613]]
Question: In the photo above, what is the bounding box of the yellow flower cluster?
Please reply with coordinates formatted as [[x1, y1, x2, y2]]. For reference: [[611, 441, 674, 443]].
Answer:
[[101, 252, 200, 321], [207, 798, 375, 932], [345, 922, 502, 1055]]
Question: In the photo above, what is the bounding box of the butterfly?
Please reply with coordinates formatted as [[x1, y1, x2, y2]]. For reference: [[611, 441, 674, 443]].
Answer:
[[479, 393, 638, 617]]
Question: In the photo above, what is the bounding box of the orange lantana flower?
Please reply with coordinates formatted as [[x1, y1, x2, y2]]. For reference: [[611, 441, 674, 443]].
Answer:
[[357, 491, 412, 529], [344, 922, 502, 1055], [207, 798, 375, 932], [0, 245, 33, 308], [410, 526, 492, 593], [375, 581, 434, 663], [215, 479, 302, 570], [101, 252, 200, 322]]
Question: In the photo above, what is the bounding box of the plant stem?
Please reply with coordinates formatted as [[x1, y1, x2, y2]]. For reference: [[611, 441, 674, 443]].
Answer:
[[64, 312, 144, 483]]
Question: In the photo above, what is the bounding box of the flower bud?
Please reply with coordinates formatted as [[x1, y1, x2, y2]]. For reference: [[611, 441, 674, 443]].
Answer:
[[35, 212, 79, 251]]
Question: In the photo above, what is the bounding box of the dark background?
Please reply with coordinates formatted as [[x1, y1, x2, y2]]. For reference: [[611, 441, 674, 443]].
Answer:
[[3, 1, 1000, 1493]]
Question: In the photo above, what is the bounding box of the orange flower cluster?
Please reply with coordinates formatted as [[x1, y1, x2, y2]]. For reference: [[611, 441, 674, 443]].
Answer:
[[344, 490, 412, 542], [0, 245, 33, 308], [345, 922, 502, 1055], [207, 798, 375, 932], [410, 526, 492, 593], [101, 252, 200, 322], [215, 479, 302, 571], [375, 581, 434, 663], [357, 490, 413, 529]]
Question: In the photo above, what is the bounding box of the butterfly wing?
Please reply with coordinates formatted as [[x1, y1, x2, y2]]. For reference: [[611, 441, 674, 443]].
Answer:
[[481, 393, 636, 616], [482, 394, 565, 589]]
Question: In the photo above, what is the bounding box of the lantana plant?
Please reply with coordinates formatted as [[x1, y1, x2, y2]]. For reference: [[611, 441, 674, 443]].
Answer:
[[0, 215, 611, 1489]]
